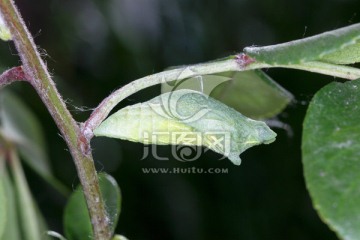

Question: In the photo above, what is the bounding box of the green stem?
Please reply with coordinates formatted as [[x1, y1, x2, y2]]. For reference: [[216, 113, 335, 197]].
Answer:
[[0, 1, 111, 239]]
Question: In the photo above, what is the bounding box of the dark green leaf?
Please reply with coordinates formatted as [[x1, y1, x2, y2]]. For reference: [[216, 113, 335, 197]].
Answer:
[[64, 173, 121, 240], [162, 70, 293, 119], [0, 90, 69, 195], [302, 79, 360, 239], [64, 188, 91, 240], [244, 23, 360, 65], [94, 90, 277, 165], [210, 70, 293, 119]]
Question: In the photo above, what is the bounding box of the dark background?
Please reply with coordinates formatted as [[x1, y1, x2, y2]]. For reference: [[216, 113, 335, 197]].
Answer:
[[1, 0, 359, 239]]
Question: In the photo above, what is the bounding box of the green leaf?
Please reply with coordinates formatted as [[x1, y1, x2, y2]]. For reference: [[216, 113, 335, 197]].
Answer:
[[0, 90, 48, 172], [0, 13, 11, 41], [320, 42, 360, 64], [1, 167, 21, 240], [0, 187, 5, 238], [210, 70, 293, 119], [302, 79, 360, 239], [64, 188, 92, 240], [10, 149, 46, 240], [0, 162, 6, 239], [0, 90, 69, 195], [244, 23, 360, 65], [94, 90, 277, 165], [162, 70, 293, 119], [64, 173, 121, 240]]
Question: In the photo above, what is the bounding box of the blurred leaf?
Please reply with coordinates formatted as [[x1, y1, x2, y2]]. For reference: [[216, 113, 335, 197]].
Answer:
[[210, 70, 293, 119], [10, 149, 47, 240], [244, 23, 360, 65], [302, 79, 360, 240], [0, 13, 11, 41], [94, 90, 276, 165], [0, 162, 6, 239], [64, 173, 121, 240], [162, 70, 293, 119], [0, 90, 48, 172], [0, 90, 69, 195], [1, 166, 21, 240]]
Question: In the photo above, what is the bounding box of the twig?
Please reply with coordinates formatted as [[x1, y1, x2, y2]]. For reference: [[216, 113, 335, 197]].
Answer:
[[0, 66, 26, 87]]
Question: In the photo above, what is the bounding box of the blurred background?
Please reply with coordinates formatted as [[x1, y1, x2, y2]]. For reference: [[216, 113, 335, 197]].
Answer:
[[1, 0, 359, 239]]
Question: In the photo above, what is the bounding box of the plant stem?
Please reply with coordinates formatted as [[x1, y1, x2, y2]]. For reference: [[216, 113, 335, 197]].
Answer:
[[0, 1, 111, 239], [0, 66, 25, 88], [84, 56, 360, 138]]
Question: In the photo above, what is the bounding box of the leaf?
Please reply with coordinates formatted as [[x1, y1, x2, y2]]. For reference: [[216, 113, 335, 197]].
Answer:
[[1, 167, 21, 240], [162, 70, 293, 119], [320, 42, 360, 65], [0, 90, 69, 195], [64, 188, 92, 240], [0, 90, 48, 172], [244, 23, 360, 65], [94, 90, 277, 165], [210, 70, 293, 119], [64, 173, 121, 240], [0, 12, 11, 41], [0, 162, 6, 239], [10, 149, 47, 240], [302, 79, 360, 240]]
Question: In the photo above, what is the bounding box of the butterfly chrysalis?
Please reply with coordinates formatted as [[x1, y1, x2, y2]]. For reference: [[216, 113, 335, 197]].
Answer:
[[94, 90, 276, 165]]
